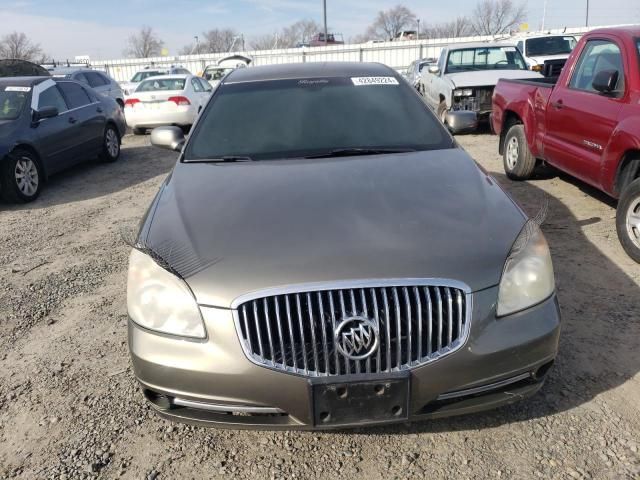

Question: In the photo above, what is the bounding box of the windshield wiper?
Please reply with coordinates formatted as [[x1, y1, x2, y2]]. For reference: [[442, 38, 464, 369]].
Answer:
[[305, 148, 417, 159], [205, 156, 253, 163]]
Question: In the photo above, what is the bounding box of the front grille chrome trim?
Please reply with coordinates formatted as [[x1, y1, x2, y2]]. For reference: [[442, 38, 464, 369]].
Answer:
[[232, 279, 473, 378]]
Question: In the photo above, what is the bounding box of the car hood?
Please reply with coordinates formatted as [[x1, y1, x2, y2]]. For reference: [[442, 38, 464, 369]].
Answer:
[[447, 69, 542, 88], [144, 149, 526, 308]]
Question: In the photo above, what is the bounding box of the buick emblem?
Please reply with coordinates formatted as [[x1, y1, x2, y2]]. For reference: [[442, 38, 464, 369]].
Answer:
[[334, 316, 379, 361]]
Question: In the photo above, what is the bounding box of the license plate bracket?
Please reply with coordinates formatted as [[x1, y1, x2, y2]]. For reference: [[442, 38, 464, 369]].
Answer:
[[311, 373, 410, 427]]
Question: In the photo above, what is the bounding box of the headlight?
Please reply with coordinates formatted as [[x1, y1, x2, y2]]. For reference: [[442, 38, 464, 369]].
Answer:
[[497, 223, 555, 317], [453, 88, 474, 97], [127, 249, 206, 338]]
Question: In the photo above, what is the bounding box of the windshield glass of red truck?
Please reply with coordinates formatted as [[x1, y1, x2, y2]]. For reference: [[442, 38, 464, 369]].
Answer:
[[184, 77, 453, 162]]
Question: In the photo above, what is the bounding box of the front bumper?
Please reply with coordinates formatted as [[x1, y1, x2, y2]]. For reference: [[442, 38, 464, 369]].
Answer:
[[129, 288, 561, 430]]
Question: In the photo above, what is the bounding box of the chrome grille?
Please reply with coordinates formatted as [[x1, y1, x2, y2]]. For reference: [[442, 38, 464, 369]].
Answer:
[[234, 282, 470, 377]]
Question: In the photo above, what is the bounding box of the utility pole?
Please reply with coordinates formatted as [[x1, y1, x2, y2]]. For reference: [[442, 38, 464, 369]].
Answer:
[[194, 36, 199, 55], [323, 0, 328, 45], [586, 0, 590, 27], [541, 0, 548, 31], [417, 19, 420, 41]]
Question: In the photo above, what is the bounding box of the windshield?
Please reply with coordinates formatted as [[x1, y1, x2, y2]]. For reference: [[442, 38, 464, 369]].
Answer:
[[526, 36, 577, 57], [446, 46, 527, 73], [131, 71, 163, 82], [204, 67, 234, 81], [0, 88, 28, 120], [185, 76, 452, 161], [137, 78, 186, 92]]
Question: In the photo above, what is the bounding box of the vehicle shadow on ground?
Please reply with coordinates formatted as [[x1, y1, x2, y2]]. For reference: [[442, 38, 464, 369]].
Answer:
[[362, 171, 640, 436], [0, 144, 176, 210]]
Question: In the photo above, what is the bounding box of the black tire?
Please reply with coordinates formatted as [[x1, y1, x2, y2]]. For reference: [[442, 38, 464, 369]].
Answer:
[[436, 101, 448, 125], [503, 124, 536, 180], [132, 127, 146, 136], [616, 177, 640, 263], [0, 148, 43, 203], [100, 124, 121, 163], [181, 125, 192, 135]]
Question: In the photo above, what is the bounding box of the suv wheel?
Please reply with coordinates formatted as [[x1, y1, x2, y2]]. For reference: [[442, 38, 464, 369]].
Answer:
[[503, 124, 536, 180], [437, 101, 448, 125], [100, 125, 121, 163], [1, 149, 42, 203], [616, 177, 640, 263]]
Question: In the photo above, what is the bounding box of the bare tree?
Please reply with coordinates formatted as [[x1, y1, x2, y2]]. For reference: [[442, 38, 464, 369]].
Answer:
[[470, 0, 526, 35], [124, 26, 164, 58], [365, 5, 417, 41], [0, 32, 43, 61], [181, 29, 240, 54], [249, 19, 321, 50], [423, 16, 472, 39]]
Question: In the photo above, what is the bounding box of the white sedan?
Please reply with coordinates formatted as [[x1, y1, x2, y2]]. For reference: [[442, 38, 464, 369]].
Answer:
[[124, 75, 213, 135]]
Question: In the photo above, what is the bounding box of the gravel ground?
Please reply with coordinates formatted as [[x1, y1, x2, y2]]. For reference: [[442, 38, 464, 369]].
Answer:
[[0, 132, 639, 480]]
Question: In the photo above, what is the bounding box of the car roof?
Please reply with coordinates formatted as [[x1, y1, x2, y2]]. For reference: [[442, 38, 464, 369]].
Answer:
[[142, 74, 191, 80], [0, 76, 51, 87], [224, 62, 395, 84], [587, 25, 640, 39], [446, 41, 518, 50]]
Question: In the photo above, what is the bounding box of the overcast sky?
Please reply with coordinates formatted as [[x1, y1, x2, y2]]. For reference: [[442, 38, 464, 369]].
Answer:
[[0, 0, 638, 60]]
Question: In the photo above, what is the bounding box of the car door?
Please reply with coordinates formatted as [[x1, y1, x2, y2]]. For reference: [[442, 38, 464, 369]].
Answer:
[[190, 77, 208, 113], [544, 37, 626, 186], [56, 81, 104, 161], [425, 50, 447, 108], [32, 83, 79, 174]]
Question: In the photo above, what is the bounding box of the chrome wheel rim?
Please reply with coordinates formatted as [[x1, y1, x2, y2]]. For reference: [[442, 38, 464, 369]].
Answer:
[[15, 157, 39, 196], [625, 197, 640, 249], [105, 129, 119, 158], [440, 108, 447, 124], [506, 136, 519, 170]]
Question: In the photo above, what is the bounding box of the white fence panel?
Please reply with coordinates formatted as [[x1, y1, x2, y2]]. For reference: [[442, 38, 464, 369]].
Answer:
[[91, 24, 629, 83]]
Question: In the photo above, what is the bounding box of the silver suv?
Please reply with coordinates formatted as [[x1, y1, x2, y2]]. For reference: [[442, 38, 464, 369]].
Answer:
[[51, 68, 125, 109]]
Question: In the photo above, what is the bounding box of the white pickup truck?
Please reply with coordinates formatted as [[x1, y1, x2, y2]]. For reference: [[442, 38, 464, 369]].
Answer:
[[419, 42, 542, 133], [512, 34, 577, 77]]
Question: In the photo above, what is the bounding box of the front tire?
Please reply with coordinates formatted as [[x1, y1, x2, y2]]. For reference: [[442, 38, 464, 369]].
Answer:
[[616, 177, 640, 263], [503, 124, 536, 180], [100, 124, 121, 163], [0, 149, 43, 203], [437, 101, 448, 125]]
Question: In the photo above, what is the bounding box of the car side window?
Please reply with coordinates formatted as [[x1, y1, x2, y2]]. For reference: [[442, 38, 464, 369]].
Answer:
[[57, 82, 92, 109], [437, 50, 446, 73], [85, 72, 109, 87], [191, 78, 204, 92], [517, 41, 524, 53], [74, 72, 90, 85], [199, 78, 213, 92], [569, 39, 625, 95], [37, 85, 68, 113]]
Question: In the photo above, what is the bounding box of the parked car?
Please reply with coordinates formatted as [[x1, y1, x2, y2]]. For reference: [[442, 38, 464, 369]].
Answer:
[[492, 26, 640, 263], [419, 42, 542, 133], [513, 34, 578, 77], [308, 32, 344, 46], [121, 66, 192, 97], [201, 55, 252, 88], [50, 68, 125, 109], [0, 59, 50, 77], [124, 74, 213, 135], [404, 58, 437, 94], [126, 62, 560, 429], [0, 76, 126, 202]]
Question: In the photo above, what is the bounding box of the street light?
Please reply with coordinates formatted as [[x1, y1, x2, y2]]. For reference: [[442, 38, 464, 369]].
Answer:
[[194, 36, 199, 55], [323, 0, 328, 45], [417, 19, 420, 41]]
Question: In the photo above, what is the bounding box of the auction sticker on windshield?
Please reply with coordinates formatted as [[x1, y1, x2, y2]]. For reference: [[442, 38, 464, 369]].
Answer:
[[4, 86, 31, 92], [351, 77, 399, 86]]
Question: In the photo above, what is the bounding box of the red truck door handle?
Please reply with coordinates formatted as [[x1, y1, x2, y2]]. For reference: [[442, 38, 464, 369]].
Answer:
[[551, 99, 564, 109]]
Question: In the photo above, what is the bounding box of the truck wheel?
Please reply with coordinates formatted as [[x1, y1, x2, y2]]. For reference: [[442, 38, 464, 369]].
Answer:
[[437, 101, 448, 125], [503, 124, 536, 180], [616, 177, 640, 263], [0, 148, 43, 203]]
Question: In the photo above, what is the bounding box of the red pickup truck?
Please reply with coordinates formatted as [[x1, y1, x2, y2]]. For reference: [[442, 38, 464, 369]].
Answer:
[[492, 26, 640, 262]]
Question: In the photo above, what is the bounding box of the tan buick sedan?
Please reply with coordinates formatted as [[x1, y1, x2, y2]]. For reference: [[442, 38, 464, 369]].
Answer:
[[127, 62, 560, 429]]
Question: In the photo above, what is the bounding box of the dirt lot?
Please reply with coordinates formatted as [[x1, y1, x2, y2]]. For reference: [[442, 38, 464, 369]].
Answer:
[[0, 132, 638, 480]]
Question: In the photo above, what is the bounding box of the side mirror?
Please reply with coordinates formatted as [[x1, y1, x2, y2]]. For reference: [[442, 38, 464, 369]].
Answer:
[[151, 126, 185, 152], [204, 73, 212, 81], [33, 106, 59, 121], [428, 65, 440, 75], [592, 70, 619, 94]]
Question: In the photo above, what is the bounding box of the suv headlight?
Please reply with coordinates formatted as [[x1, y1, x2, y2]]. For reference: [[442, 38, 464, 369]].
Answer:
[[127, 249, 206, 338], [497, 223, 555, 317], [453, 88, 474, 97]]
